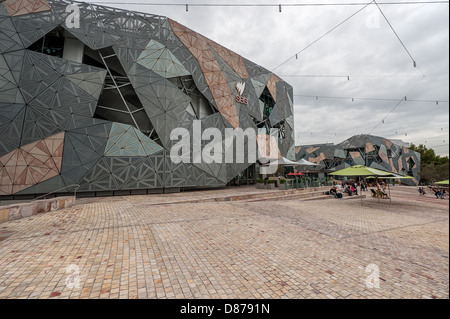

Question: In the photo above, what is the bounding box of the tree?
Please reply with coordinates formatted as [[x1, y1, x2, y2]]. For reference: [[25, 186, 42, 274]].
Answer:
[[410, 144, 449, 184]]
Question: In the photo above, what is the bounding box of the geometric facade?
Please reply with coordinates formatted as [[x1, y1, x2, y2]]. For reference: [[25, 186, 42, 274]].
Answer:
[[295, 134, 421, 186], [0, 0, 295, 196]]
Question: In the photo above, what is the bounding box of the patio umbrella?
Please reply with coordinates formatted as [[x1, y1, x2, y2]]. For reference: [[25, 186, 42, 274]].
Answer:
[[329, 165, 395, 203], [328, 165, 393, 177], [436, 180, 449, 185], [295, 158, 324, 166], [287, 172, 304, 177], [380, 174, 414, 200]]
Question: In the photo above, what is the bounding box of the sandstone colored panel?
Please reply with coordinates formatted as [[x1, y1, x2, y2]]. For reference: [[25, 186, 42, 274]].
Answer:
[[2, 0, 51, 17], [384, 138, 393, 150], [350, 151, 361, 160], [389, 158, 398, 173], [169, 19, 244, 129], [398, 157, 404, 172], [365, 142, 376, 153], [379, 150, 389, 164], [267, 74, 282, 102], [306, 147, 319, 154], [308, 153, 326, 165], [0, 132, 65, 195], [295, 146, 302, 154]]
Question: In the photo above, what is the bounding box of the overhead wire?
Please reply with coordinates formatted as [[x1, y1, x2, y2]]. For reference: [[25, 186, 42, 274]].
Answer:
[[271, 1, 375, 72], [373, 0, 426, 75], [89, 1, 450, 7], [294, 95, 448, 103]]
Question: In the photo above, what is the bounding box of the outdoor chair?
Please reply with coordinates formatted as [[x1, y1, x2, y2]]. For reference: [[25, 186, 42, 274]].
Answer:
[[370, 189, 378, 198], [378, 190, 389, 199]]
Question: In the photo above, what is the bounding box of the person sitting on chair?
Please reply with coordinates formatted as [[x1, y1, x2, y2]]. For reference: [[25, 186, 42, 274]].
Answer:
[[370, 189, 378, 198], [350, 184, 358, 195]]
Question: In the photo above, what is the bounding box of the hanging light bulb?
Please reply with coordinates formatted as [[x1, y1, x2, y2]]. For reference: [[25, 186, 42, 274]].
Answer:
[[279, 4, 282, 12], [186, 4, 188, 11]]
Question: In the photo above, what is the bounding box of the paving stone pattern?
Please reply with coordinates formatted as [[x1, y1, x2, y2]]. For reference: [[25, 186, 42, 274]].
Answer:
[[0, 186, 448, 299]]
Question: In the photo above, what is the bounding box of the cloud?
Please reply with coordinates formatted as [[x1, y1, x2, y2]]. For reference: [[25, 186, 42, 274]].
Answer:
[[84, 0, 449, 156]]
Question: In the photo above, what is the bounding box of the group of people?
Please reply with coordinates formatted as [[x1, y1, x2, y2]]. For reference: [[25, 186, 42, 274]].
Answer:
[[329, 180, 389, 199], [419, 186, 448, 199], [329, 181, 362, 199]]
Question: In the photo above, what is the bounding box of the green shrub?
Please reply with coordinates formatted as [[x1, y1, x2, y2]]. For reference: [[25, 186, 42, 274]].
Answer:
[[267, 180, 275, 184], [279, 179, 286, 184], [257, 179, 264, 184]]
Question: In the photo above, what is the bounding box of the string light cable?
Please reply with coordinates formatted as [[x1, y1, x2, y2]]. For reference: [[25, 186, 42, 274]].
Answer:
[[90, 1, 450, 8], [271, 0, 376, 72]]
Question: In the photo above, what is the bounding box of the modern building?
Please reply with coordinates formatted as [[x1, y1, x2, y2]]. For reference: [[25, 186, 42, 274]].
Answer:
[[0, 0, 295, 197], [295, 135, 421, 185]]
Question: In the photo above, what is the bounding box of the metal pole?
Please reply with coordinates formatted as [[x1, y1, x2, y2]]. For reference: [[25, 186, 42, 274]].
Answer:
[[388, 182, 392, 204]]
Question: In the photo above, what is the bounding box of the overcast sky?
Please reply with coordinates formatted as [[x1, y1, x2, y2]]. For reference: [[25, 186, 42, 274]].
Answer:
[[87, 0, 449, 156]]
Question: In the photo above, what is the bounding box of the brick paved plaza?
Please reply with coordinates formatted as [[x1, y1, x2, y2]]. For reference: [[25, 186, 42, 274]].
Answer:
[[0, 186, 448, 299]]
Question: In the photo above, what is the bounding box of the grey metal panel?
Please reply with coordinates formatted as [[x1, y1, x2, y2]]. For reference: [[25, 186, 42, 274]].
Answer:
[[0, 0, 296, 196], [0, 16, 24, 53], [15, 175, 68, 195], [11, 11, 62, 48]]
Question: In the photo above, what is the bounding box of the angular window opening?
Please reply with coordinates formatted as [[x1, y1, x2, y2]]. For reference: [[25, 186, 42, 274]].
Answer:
[[168, 76, 216, 119], [252, 87, 276, 136], [254, 118, 271, 136], [260, 87, 276, 119], [27, 27, 84, 63], [407, 157, 416, 175], [28, 27, 65, 58], [83, 46, 162, 145], [273, 121, 286, 140]]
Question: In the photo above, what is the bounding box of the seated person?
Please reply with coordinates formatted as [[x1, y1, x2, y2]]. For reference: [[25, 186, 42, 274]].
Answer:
[[434, 189, 444, 199], [433, 188, 441, 198], [344, 186, 353, 196], [377, 188, 389, 199], [350, 185, 358, 195], [330, 187, 338, 198]]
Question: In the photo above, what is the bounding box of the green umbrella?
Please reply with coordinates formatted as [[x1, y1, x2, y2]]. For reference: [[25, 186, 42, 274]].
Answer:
[[383, 174, 414, 179], [329, 165, 393, 177], [329, 165, 394, 203], [436, 180, 449, 185]]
